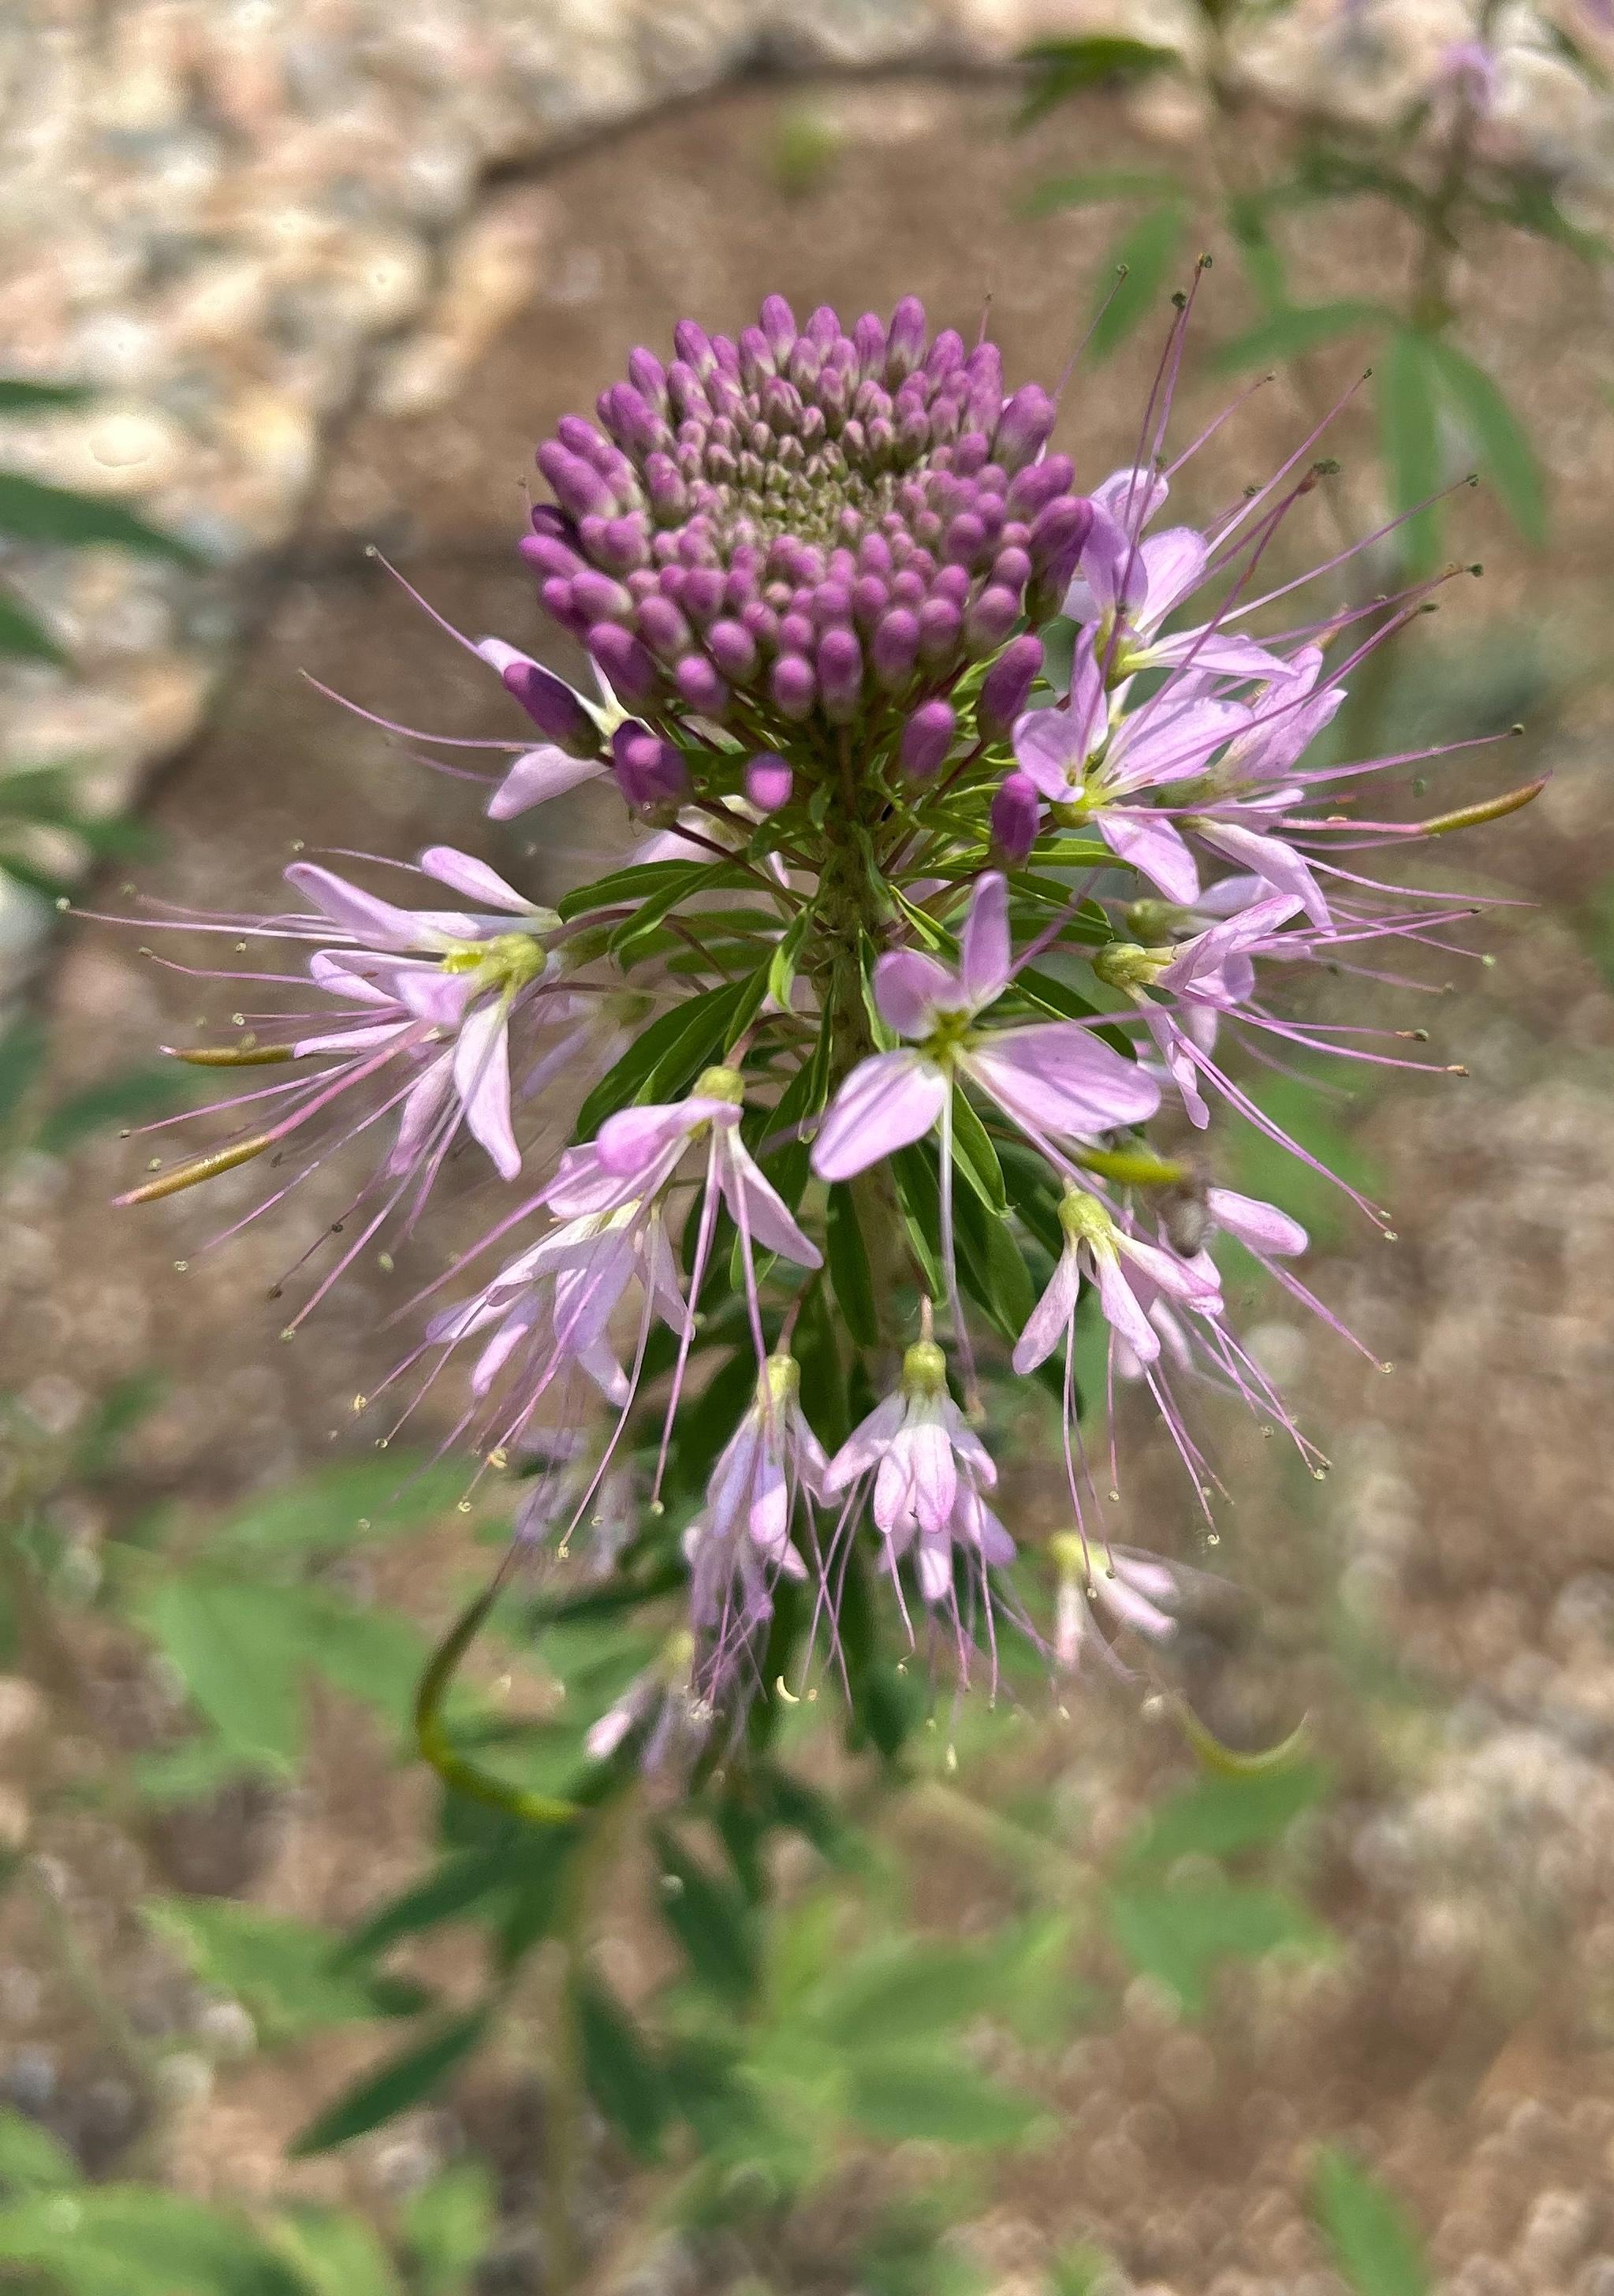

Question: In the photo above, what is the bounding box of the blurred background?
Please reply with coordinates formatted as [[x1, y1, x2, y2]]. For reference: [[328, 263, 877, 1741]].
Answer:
[[1, 4, 1613, 2293]]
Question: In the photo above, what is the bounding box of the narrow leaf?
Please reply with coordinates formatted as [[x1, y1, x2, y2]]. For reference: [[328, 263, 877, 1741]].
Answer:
[[0, 472, 201, 563], [1313, 2147, 1429, 2296], [1087, 205, 1187, 363], [1377, 330, 1442, 575], [289, 2011, 489, 2155], [572, 1975, 669, 2160], [1212, 298, 1385, 372], [1422, 336, 1547, 544]]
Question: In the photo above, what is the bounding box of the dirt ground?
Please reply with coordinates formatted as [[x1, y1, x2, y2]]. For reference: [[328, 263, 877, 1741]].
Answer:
[[2, 69, 1614, 2296]]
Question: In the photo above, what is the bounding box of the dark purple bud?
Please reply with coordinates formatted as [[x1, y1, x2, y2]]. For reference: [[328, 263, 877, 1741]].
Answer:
[[853, 311, 887, 377], [538, 442, 616, 522], [480, 640, 598, 755], [900, 699, 956, 781], [674, 654, 729, 717], [770, 653, 817, 721], [673, 320, 718, 376], [993, 384, 1057, 474], [886, 296, 927, 381], [952, 432, 990, 479], [990, 771, 1042, 865], [682, 568, 725, 624], [917, 598, 963, 667], [706, 618, 759, 681], [852, 575, 889, 631], [520, 532, 583, 582], [572, 569, 633, 624], [588, 622, 659, 706], [599, 382, 665, 456], [556, 413, 609, 464], [1005, 455, 1074, 519], [540, 579, 587, 636], [817, 627, 863, 724], [991, 545, 1032, 594], [637, 594, 692, 660], [612, 725, 688, 809], [870, 606, 921, 688], [760, 295, 797, 363], [978, 634, 1043, 742], [1028, 494, 1094, 572], [528, 503, 570, 540], [744, 755, 793, 813], [942, 512, 989, 570], [627, 348, 667, 410], [964, 585, 1020, 655]]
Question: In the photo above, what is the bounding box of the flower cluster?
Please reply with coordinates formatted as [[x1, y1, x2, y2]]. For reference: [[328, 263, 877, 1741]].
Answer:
[[112, 289, 1536, 1750]]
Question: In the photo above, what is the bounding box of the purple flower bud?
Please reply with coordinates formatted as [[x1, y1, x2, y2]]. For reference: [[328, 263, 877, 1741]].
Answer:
[[870, 607, 921, 688], [917, 597, 963, 667], [479, 639, 599, 756], [682, 568, 725, 624], [852, 575, 889, 630], [587, 622, 659, 706], [926, 330, 965, 382], [779, 611, 814, 656], [964, 586, 1020, 655], [627, 348, 667, 409], [537, 442, 616, 522], [853, 311, 887, 377], [943, 512, 989, 570], [978, 634, 1043, 742], [572, 569, 633, 624], [580, 512, 650, 575], [1028, 494, 1094, 572], [900, 699, 956, 781], [886, 296, 927, 381], [706, 618, 759, 682], [990, 770, 1042, 864], [993, 384, 1057, 474], [817, 627, 863, 724], [770, 653, 817, 721], [599, 382, 665, 456], [612, 725, 688, 809], [760, 295, 797, 363], [528, 503, 570, 540], [1005, 455, 1074, 518], [674, 319, 718, 375], [744, 755, 792, 813], [637, 594, 692, 660], [992, 545, 1033, 594], [540, 580, 587, 638], [675, 654, 729, 717]]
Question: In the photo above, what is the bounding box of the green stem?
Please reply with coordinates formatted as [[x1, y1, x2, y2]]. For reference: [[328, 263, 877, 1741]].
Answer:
[[542, 1793, 635, 2292]]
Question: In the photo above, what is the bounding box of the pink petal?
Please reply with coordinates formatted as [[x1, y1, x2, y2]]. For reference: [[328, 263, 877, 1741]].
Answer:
[[395, 968, 477, 1027], [915, 1537, 953, 1604], [489, 747, 606, 819], [388, 1056, 452, 1175], [1093, 1247, 1160, 1363], [308, 951, 397, 1005], [1150, 628, 1297, 681], [824, 1392, 905, 1493], [1120, 1232, 1221, 1309], [960, 870, 1012, 1008], [965, 1024, 1159, 1139], [1012, 705, 1091, 801], [453, 1001, 520, 1180], [1206, 1184, 1307, 1258], [1160, 893, 1302, 992], [1099, 811, 1202, 906], [1192, 818, 1330, 928], [873, 949, 961, 1040], [906, 1419, 958, 1538], [1092, 465, 1171, 529], [1109, 697, 1249, 793], [719, 1135, 823, 1269], [293, 1019, 408, 1057], [811, 1051, 948, 1182], [286, 863, 422, 952], [1012, 1246, 1081, 1375], [1136, 527, 1208, 626], [595, 1097, 725, 1177], [418, 846, 539, 913]]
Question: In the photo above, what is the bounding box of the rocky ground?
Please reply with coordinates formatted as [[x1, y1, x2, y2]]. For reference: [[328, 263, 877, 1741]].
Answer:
[[1, 48, 1613, 2296]]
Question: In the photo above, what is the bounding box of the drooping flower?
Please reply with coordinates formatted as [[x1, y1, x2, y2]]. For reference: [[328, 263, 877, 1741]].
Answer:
[[823, 1323, 1012, 1612], [1049, 1530, 1192, 1677], [1013, 1186, 1222, 1377]]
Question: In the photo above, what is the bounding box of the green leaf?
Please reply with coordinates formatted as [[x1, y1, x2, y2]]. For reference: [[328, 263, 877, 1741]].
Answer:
[[206, 1456, 467, 1559], [572, 1975, 670, 2160], [654, 1828, 756, 2007], [341, 1847, 514, 1962], [0, 1019, 46, 1126], [0, 2186, 308, 2296], [845, 2054, 1046, 2148], [1377, 330, 1443, 575], [825, 1183, 879, 1349], [766, 904, 812, 1012], [0, 472, 201, 563], [400, 2163, 496, 2296], [557, 858, 750, 923], [280, 1591, 426, 1735], [1312, 2147, 1428, 2296], [1124, 1762, 1329, 1871], [0, 2111, 79, 2193], [143, 1898, 427, 2045], [948, 1089, 1006, 1214], [1212, 299, 1385, 372], [1021, 168, 1178, 218], [133, 1577, 303, 1765], [1422, 337, 1546, 545], [1018, 35, 1179, 124], [0, 378, 96, 412], [573, 971, 766, 1141], [1107, 1880, 1329, 2015], [1087, 204, 1187, 363], [289, 2012, 490, 2156], [267, 2208, 402, 2296], [812, 1942, 1001, 2050], [0, 587, 67, 664]]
